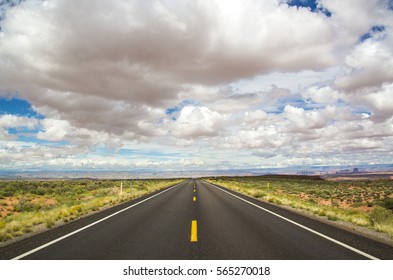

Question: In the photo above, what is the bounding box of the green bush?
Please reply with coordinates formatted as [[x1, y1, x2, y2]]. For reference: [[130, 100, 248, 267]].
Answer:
[[46, 220, 55, 228], [327, 213, 339, 221], [331, 199, 340, 207], [308, 199, 317, 204], [350, 202, 365, 208], [382, 197, 393, 210], [0, 187, 15, 197], [13, 197, 36, 212], [33, 187, 46, 196], [370, 207, 392, 226], [370, 207, 393, 235], [253, 191, 266, 198]]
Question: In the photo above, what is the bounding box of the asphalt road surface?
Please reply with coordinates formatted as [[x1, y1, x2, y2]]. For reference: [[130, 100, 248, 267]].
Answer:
[[1, 179, 393, 259]]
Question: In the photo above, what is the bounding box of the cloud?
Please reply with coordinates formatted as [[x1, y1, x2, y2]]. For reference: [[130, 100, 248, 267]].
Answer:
[[243, 110, 268, 124], [319, 0, 392, 45], [170, 106, 226, 138], [0, 139, 90, 169], [302, 86, 344, 104], [335, 39, 393, 91], [0, 114, 37, 129], [0, 114, 38, 139], [0, 0, 338, 101], [284, 105, 327, 130], [36, 117, 126, 149], [36, 118, 70, 142], [0, 0, 392, 171], [363, 83, 393, 122]]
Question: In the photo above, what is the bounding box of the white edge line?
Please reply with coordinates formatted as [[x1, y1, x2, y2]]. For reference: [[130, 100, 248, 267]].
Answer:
[[204, 180, 379, 260], [12, 181, 186, 260]]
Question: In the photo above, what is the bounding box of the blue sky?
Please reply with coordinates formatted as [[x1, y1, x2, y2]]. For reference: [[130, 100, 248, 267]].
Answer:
[[0, 0, 393, 173], [0, 97, 43, 118], [287, 0, 331, 16]]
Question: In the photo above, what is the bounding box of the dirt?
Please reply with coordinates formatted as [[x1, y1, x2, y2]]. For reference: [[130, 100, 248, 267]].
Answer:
[[81, 196, 95, 201], [0, 207, 10, 218], [298, 191, 375, 212], [339, 201, 351, 208], [299, 192, 309, 200], [317, 199, 332, 206], [31, 197, 57, 206], [0, 197, 18, 218], [0, 196, 57, 218]]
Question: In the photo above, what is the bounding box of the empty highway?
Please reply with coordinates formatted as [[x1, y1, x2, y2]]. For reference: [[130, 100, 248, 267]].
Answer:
[[1, 179, 393, 259]]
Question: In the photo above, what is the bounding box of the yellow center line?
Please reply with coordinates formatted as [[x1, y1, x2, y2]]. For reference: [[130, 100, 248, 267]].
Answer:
[[193, 196, 196, 201], [191, 220, 198, 242], [193, 189, 196, 192]]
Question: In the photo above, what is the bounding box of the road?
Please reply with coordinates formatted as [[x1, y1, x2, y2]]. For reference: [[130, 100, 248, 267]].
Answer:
[[1, 179, 393, 259]]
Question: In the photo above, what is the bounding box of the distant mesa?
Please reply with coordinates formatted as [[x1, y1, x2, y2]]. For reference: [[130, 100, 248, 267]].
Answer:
[[336, 168, 361, 174]]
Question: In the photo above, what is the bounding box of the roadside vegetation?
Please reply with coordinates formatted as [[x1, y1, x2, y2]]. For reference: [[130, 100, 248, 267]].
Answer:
[[206, 176, 393, 238], [0, 178, 183, 243]]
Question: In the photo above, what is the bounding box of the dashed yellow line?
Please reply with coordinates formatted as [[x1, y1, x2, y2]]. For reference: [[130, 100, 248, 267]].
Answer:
[[191, 220, 198, 242], [191, 182, 198, 243]]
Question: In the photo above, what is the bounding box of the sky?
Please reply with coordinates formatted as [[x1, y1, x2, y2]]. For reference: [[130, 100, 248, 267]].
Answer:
[[0, 0, 392, 172]]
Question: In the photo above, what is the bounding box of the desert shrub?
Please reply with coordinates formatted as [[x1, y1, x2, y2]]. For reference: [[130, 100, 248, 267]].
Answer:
[[45, 220, 55, 228], [5, 220, 22, 233], [331, 199, 340, 207], [382, 197, 393, 211], [313, 209, 326, 216], [366, 201, 374, 207], [369, 207, 393, 236], [370, 207, 392, 226], [350, 202, 365, 208], [0, 186, 15, 197], [13, 197, 35, 212], [252, 190, 266, 198], [308, 199, 317, 204], [327, 212, 339, 221], [322, 189, 331, 196], [32, 187, 46, 196], [349, 214, 370, 226]]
